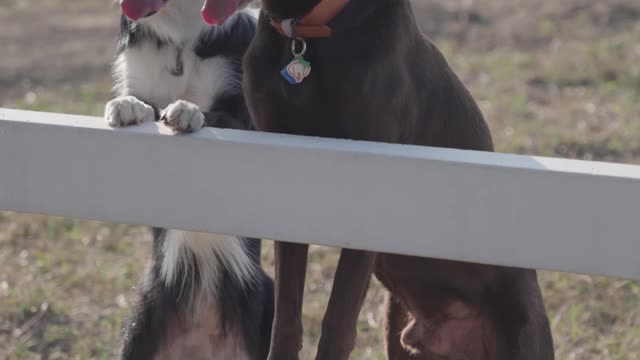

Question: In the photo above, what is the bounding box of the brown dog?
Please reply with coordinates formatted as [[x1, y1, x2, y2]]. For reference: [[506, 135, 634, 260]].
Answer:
[[202, 0, 555, 359]]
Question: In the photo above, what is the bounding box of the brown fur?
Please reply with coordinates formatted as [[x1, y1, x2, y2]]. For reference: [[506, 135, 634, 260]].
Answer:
[[243, 0, 555, 359]]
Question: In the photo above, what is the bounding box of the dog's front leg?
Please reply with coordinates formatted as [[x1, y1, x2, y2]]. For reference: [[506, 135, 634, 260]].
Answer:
[[315, 249, 377, 360], [268, 241, 309, 360]]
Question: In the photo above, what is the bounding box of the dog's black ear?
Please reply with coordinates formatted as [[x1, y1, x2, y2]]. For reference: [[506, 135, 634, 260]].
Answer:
[[117, 15, 134, 53], [117, 14, 166, 54]]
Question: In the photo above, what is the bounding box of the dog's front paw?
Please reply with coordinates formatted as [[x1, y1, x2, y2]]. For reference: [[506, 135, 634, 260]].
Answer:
[[105, 96, 156, 127], [161, 100, 205, 133]]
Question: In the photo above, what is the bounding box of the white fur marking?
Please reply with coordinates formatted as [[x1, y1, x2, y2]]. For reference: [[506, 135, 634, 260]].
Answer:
[[281, 19, 294, 38], [245, 7, 260, 20], [112, 45, 236, 114], [160, 230, 257, 312], [139, 0, 208, 45]]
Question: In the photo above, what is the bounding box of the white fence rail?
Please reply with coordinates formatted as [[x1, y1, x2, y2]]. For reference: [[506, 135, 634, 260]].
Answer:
[[1, 108, 639, 280]]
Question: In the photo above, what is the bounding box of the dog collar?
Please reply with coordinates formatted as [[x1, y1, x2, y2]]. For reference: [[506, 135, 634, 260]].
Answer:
[[268, 0, 349, 39], [270, 0, 375, 84]]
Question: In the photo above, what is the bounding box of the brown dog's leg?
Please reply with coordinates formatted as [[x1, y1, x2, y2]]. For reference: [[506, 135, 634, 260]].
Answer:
[[315, 249, 377, 360], [267, 241, 309, 360]]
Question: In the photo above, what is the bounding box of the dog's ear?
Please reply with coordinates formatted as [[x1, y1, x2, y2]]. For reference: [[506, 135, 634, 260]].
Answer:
[[201, 0, 252, 25]]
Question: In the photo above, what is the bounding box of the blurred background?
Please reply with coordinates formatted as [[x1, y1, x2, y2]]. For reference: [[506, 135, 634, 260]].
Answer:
[[1, 0, 639, 358]]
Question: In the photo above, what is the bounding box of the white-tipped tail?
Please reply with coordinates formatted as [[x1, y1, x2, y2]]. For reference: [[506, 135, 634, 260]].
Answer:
[[160, 230, 257, 311]]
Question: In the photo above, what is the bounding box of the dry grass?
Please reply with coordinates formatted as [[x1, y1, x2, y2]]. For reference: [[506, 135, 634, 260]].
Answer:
[[1, 0, 640, 359]]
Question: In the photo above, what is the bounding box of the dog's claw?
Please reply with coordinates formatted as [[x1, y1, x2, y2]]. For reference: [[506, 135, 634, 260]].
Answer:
[[105, 96, 155, 127]]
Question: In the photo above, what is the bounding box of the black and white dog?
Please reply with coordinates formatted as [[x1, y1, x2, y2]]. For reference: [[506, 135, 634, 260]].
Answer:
[[104, 1, 273, 359]]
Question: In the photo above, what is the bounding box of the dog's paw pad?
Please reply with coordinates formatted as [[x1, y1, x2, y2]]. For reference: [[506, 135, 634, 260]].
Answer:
[[105, 96, 155, 127], [161, 100, 205, 133]]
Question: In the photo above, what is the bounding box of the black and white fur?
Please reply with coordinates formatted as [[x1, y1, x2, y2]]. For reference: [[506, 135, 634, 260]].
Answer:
[[105, 2, 273, 359]]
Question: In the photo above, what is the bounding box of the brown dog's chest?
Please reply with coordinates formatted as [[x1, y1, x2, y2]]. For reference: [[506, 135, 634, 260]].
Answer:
[[243, 15, 492, 149], [243, 13, 415, 141], [244, 66, 370, 138]]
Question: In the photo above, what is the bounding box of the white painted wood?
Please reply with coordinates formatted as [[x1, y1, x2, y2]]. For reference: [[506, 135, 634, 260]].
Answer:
[[1, 108, 639, 280]]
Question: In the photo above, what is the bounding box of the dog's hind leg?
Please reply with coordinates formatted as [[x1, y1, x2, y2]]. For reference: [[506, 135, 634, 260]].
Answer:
[[118, 228, 179, 359], [257, 272, 275, 359], [489, 269, 555, 360], [315, 249, 377, 360], [267, 241, 309, 360]]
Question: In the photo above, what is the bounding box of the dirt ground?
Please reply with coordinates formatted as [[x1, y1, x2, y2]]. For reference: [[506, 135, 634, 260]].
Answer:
[[1, 0, 640, 359]]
